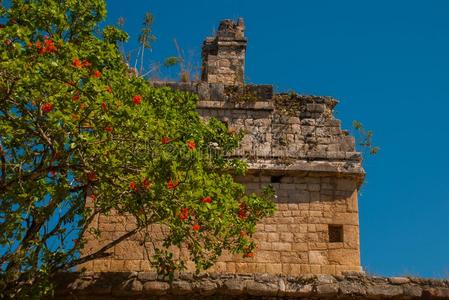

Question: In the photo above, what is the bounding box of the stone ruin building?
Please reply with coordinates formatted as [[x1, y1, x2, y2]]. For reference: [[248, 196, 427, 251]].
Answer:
[[56, 19, 449, 299], [81, 17, 363, 276]]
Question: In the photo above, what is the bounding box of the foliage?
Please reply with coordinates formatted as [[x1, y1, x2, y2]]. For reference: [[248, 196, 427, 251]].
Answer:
[[0, 0, 275, 298], [353, 120, 380, 155]]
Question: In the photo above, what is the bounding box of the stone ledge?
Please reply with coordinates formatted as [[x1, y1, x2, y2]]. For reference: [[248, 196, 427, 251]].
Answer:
[[53, 272, 449, 299], [197, 100, 274, 110], [247, 160, 365, 178]]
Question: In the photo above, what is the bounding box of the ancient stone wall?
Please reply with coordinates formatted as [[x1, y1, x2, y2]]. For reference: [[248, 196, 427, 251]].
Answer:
[[80, 82, 364, 275]]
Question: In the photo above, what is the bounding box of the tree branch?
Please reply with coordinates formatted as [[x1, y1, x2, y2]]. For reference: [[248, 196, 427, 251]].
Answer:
[[66, 227, 140, 268], [0, 143, 6, 184]]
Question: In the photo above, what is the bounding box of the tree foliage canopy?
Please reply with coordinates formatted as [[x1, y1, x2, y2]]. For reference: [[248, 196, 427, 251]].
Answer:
[[0, 0, 275, 298]]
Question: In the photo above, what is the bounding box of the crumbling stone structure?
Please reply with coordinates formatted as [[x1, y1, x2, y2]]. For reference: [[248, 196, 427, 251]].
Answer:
[[81, 19, 365, 276], [201, 18, 247, 85]]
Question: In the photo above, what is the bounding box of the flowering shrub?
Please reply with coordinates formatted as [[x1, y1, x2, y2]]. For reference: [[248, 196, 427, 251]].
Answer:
[[0, 0, 275, 298]]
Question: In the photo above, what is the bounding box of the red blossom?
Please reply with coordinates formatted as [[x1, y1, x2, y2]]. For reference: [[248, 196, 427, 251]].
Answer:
[[35, 41, 42, 49], [92, 70, 101, 78], [244, 252, 255, 258], [79, 103, 87, 110], [104, 126, 113, 132], [90, 194, 97, 201], [72, 94, 80, 101], [186, 140, 196, 150], [101, 101, 107, 110], [73, 58, 82, 68], [161, 137, 170, 144], [167, 179, 179, 190], [41, 103, 53, 113], [87, 172, 97, 181], [201, 196, 212, 204], [106, 86, 112, 93], [49, 170, 56, 177], [39, 38, 57, 55], [129, 181, 137, 191], [132, 95, 142, 105], [192, 224, 201, 231], [142, 178, 151, 189], [179, 208, 189, 220], [238, 203, 247, 219]]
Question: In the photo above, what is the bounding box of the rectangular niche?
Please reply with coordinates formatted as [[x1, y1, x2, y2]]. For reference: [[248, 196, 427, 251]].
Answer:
[[328, 224, 344, 243]]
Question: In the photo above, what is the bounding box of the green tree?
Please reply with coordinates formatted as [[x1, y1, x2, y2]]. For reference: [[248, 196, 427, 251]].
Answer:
[[0, 0, 275, 298]]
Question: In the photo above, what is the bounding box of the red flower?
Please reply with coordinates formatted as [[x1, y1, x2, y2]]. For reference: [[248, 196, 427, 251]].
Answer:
[[35, 41, 42, 50], [92, 70, 101, 78], [192, 224, 201, 231], [101, 101, 107, 110], [186, 140, 196, 150], [104, 126, 113, 132], [73, 58, 82, 68], [161, 137, 170, 144], [73, 239, 78, 244], [41, 103, 53, 113], [201, 196, 212, 204], [238, 203, 247, 219], [167, 179, 179, 190], [39, 38, 56, 54], [142, 178, 151, 189], [132, 95, 142, 105], [129, 181, 137, 191], [179, 208, 189, 220], [87, 172, 97, 181], [79, 103, 87, 110], [72, 94, 80, 101], [90, 194, 97, 201], [49, 170, 56, 177], [244, 252, 255, 258], [106, 86, 112, 93]]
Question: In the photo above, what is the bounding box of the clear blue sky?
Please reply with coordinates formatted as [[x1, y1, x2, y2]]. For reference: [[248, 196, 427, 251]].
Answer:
[[105, 0, 449, 278]]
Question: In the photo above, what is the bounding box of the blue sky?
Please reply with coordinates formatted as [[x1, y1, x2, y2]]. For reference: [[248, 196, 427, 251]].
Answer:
[[105, 0, 449, 278]]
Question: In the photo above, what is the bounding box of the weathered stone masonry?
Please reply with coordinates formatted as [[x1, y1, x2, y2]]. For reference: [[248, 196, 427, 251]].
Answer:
[[81, 19, 365, 276], [54, 272, 449, 299]]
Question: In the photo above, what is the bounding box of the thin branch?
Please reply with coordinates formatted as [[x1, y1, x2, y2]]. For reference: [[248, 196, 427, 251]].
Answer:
[[0, 143, 6, 184], [66, 227, 139, 268]]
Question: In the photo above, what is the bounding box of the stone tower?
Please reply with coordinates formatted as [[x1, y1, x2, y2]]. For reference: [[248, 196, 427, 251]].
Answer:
[[81, 19, 365, 275], [201, 18, 247, 85]]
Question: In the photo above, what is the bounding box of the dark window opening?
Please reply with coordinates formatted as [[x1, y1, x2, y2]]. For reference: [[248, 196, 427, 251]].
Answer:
[[270, 175, 283, 183], [328, 225, 344, 243]]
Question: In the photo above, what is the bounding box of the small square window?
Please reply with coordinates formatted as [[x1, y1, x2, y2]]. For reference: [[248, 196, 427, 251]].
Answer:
[[270, 175, 283, 183], [328, 225, 344, 243]]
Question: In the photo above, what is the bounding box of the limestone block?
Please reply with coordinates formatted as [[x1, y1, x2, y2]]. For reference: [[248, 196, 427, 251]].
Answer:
[[308, 251, 328, 265]]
